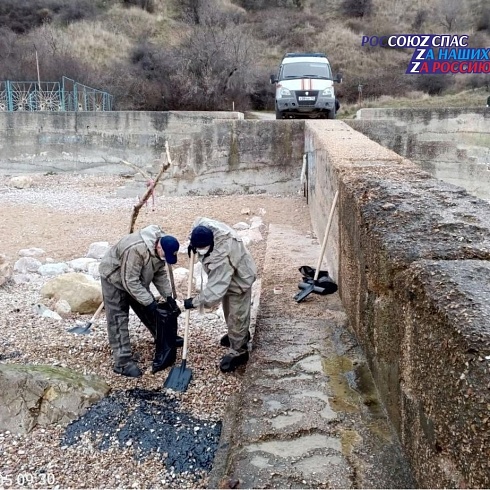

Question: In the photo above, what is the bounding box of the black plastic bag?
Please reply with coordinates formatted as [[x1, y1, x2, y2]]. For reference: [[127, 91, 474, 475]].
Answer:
[[298, 266, 338, 295]]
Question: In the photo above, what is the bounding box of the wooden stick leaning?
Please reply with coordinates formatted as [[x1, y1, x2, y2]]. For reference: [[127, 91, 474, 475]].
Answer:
[[128, 141, 173, 233]]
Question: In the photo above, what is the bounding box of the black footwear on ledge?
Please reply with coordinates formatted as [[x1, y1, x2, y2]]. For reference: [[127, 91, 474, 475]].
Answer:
[[176, 336, 184, 348]]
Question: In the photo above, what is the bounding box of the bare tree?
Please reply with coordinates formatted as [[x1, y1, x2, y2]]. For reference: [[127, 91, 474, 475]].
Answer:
[[438, 0, 463, 30], [341, 0, 372, 18], [169, 17, 259, 110]]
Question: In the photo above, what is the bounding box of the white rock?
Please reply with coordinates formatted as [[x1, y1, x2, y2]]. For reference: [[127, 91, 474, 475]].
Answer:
[[18, 247, 45, 258], [38, 263, 70, 277], [240, 208, 251, 215], [193, 262, 208, 292], [257, 207, 266, 216], [87, 261, 100, 278], [172, 267, 193, 297], [14, 257, 42, 274], [55, 299, 72, 317], [0, 254, 12, 287], [32, 304, 62, 320], [67, 257, 98, 272], [45, 257, 55, 263], [42, 309, 63, 320], [240, 236, 252, 246], [233, 222, 250, 230], [250, 216, 264, 229], [10, 175, 33, 189], [87, 242, 110, 260], [12, 274, 31, 284], [237, 227, 263, 244]]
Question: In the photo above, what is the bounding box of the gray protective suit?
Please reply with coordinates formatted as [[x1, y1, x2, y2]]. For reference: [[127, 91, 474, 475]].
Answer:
[[190, 217, 257, 355], [99, 225, 173, 367]]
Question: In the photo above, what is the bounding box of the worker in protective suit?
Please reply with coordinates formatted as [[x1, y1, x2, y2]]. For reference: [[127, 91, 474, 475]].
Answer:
[[183, 217, 257, 373], [99, 225, 182, 378]]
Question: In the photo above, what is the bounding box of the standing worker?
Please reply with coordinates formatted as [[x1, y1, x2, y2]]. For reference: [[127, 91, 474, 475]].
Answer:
[[183, 217, 257, 372], [99, 225, 181, 378]]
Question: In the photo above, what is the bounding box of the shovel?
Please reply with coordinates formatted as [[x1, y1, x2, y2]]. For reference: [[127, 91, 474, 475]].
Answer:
[[167, 263, 177, 299], [294, 190, 339, 303], [164, 251, 195, 392], [67, 301, 104, 335]]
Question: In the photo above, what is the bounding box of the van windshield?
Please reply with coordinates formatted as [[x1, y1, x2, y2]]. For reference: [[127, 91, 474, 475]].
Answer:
[[281, 62, 332, 80]]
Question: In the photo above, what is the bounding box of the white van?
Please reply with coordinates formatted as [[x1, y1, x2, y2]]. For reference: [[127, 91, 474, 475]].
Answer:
[[270, 53, 342, 120]]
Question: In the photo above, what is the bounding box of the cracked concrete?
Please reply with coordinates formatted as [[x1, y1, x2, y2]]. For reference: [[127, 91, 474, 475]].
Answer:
[[208, 224, 415, 489]]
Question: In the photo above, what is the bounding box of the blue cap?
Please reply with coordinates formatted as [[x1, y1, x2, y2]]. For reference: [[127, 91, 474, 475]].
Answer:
[[190, 225, 214, 248], [160, 235, 179, 264]]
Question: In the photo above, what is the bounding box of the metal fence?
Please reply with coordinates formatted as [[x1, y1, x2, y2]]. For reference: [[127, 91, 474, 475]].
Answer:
[[0, 77, 114, 112]]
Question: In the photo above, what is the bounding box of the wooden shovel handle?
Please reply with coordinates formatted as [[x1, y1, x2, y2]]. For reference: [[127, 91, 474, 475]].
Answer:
[[314, 190, 339, 281], [182, 251, 195, 361], [167, 263, 177, 299], [90, 301, 105, 323]]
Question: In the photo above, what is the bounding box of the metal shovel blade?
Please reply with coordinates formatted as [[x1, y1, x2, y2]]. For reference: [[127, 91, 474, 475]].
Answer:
[[294, 282, 315, 303], [163, 359, 192, 392], [298, 281, 328, 294], [67, 321, 94, 335], [67, 302, 104, 335]]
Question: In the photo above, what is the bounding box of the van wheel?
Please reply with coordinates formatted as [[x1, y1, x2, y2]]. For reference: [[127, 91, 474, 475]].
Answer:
[[327, 108, 336, 120], [275, 107, 285, 119]]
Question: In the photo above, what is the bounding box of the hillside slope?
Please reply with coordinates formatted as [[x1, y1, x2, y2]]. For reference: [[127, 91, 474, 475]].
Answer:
[[0, 0, 488, 110]]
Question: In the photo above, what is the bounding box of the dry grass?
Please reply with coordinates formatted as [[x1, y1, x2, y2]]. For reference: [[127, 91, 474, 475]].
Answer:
[[59, 20, 134, 68], [338, 87, 489, 118]]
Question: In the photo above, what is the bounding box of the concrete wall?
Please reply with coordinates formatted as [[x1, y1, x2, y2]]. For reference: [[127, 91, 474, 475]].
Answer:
[[0, 111, 305, 196], [3, 109, 490, 486], [346, 108, 490, 201], [305, 120, 490, 489]]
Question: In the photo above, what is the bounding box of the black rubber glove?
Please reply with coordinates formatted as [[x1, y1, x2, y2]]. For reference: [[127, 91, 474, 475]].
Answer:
[[145, 300, 158, 314], [166, 296, 178, 310], [184, 298, 195, 310], [187, 244, 196, 258]]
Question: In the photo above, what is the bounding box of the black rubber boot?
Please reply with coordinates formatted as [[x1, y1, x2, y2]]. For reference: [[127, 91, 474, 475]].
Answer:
[[113, 360, 142, 378], [176, 336, 184, 348], [220, 351, 249, 373]]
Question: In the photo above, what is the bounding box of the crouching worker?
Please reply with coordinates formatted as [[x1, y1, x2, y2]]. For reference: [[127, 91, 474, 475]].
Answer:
[[99, 225, 182, 378], [184, 217, 257, 373]]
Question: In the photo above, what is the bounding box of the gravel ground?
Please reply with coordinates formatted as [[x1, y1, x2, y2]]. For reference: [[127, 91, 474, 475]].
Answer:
[[0, 173, 311, 488]]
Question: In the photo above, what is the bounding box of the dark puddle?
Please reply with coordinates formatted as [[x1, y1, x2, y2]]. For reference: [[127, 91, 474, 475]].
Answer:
[[61, 388, 222, 476]]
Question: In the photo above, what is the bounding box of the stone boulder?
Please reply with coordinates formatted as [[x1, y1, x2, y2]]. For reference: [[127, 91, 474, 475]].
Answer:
[[0, 254, 12, 287], [0, 364, 110, 434], [67, 258, 98, 272], [38, 262, 70, 277], [18, 247, 45, 258], [87, 261, 100, 279], [87, 242, 110, 260], [172, 267, 193, 298], [40, 272, 102, 314], [10, 175, 33, 189], [193, 262, 208, 292], [14, 257, 42, 274], [170, 263, 208, 297]]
